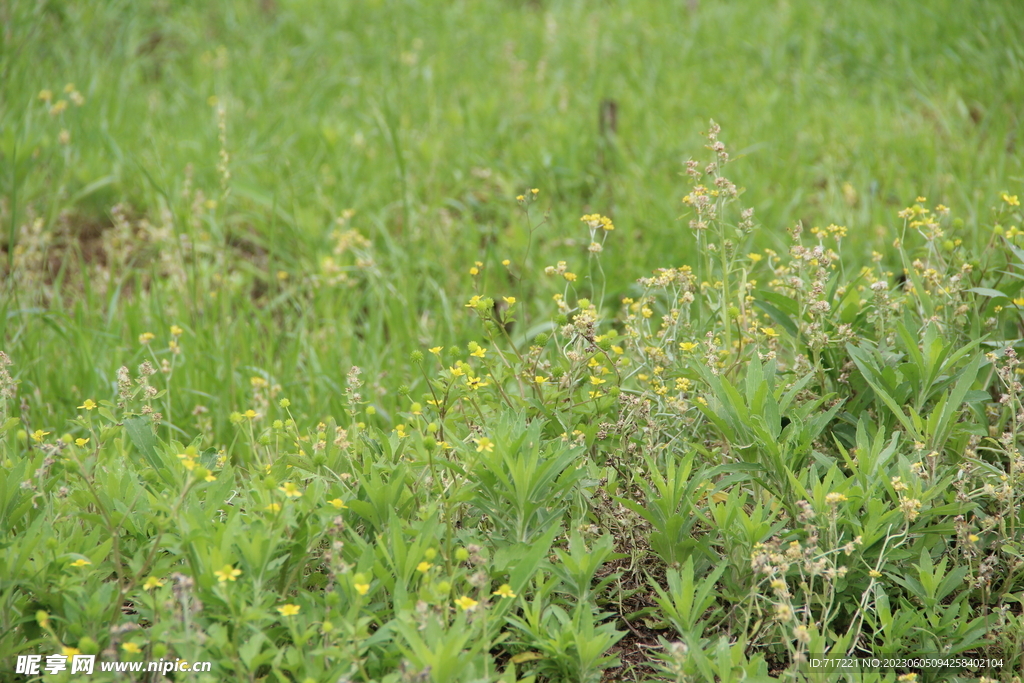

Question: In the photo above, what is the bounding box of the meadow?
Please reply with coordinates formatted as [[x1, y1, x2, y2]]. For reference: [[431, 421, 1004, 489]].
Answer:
[[2, 0, 1024, 681]]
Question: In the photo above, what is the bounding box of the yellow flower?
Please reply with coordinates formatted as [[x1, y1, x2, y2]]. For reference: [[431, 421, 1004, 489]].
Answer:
[[1014, 298, 1024, 307], [968, 534, 979, 543], [122, 642, 141, 654], [143, 576, 165, 590], [38, 89, 53, 102], [503, 296, 516, 305], [244, 409, 258, 419], [416, 561, 432, 572], [214, 564, 242, 582], [531, 188, 539, 195], [454, 595, 479, 611], [679, 342, 699, 352], [139, 332, 155, 344], [328, 498, 347, 509], [77, 399, 97, 411], [75, 438, 89, 447], [501, 259, 511, 266], [470, 347, 487, 358], [492, 584, 516, 598], [265, 503, 282, 513], [429, 346, 442, 355], [563, 272, 577, 282], [475, 437, 495, 453], [279, 482, 303, 498], [170, 325, 184, 336], [277, 604, 301, 616], [534, 376, 548, 384], [70, 558, 91, 567], [31, 429, 50, 442], [1002, 193, 1020, 207], [748, 253, 763, 262], [589, 376, 606, 385], [466, 376, 488, 390], [869, 569, 882, 578], [469, 266, 479, 276], [760, 327, 779, 338], [354, 583, 370, 595], [516, 195, 525, 202], [205, 473, 217, 482], [825, 492, 848, 505], [449, 365, 465, 378], [62, 647, 81, 657]]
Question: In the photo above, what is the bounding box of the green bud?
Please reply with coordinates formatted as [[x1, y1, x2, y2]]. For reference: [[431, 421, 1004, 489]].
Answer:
[[325, 592, 341, 606], [365, 406, 376, 416], [942, 239, 955, 251], [455, 547, 469, 562], [423, 436, 437, 450], [427, 422, 438, 433], [534, 333, 549, 346], [447, 346, 461, 358], [410, 350, 424, 363], [78, 636, 100, 655], [577, 298, 591, 309], [436, 580, 452, 594], [45, 538, 58, 550], [258, 434, 271, 445], [152, 643, 167, 659], [61, 433, 73, 444], [554, 314, 568, 326], [424, 548, 437, 561]]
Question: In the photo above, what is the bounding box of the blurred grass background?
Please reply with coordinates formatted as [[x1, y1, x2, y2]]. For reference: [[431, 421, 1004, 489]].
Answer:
[[1, 0, 1022, 440]]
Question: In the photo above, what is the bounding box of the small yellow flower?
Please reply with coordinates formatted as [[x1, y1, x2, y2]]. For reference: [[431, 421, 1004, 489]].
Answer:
[[416, 561, 432, 573], [205, 473, 217, 482], [122, 642, 141, 654], [760, 327, 779, 338], [244, 409, 258, 419], [139, 332, 155, 344], [429, 346, 442, 355], [214, 564, 242, 582], [869, 569, 882, 578], [466, 376, 488, 390], [470, 347, 487, 358], [679, 342, 699, 352], [531, 188, 539, 195], [475, 437, 495, 453], [968, 534, 979, 543], [469, 266, 479, 276], [265, 503, 282, 513], [454, 595, 479, 611], [503, 296, 516, 305], [78, 399, 97, 411], [516, 195, 525, 202], [1002, 193, 1020, 207], [563, 272, 577, 282], [38, 89, 53, 102], [170, 325, 184, 336], [62, 647, 81, 657], [501, 259, 511, 266], [31, 429, 50, 442], [534, 376, 548, 384], [1014, 298, 1024, 307], [589, 375, 606, 385], [143, 576, 165, 590], [354, 583, 370, 595], [75, 437, 89, 447], [328, 498, 347, 509], [492, 584, 516, 598], [748, 253, 763, 262], [825, 492, 848, 505], [277, 604, 301, 616], [279, 482, 303, 498], [70, 558, 91, 567], [449, 365, 465, 377]]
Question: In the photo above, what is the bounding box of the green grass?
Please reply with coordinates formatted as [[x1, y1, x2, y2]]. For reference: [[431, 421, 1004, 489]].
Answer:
[[2, 1, 1024, 681]]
